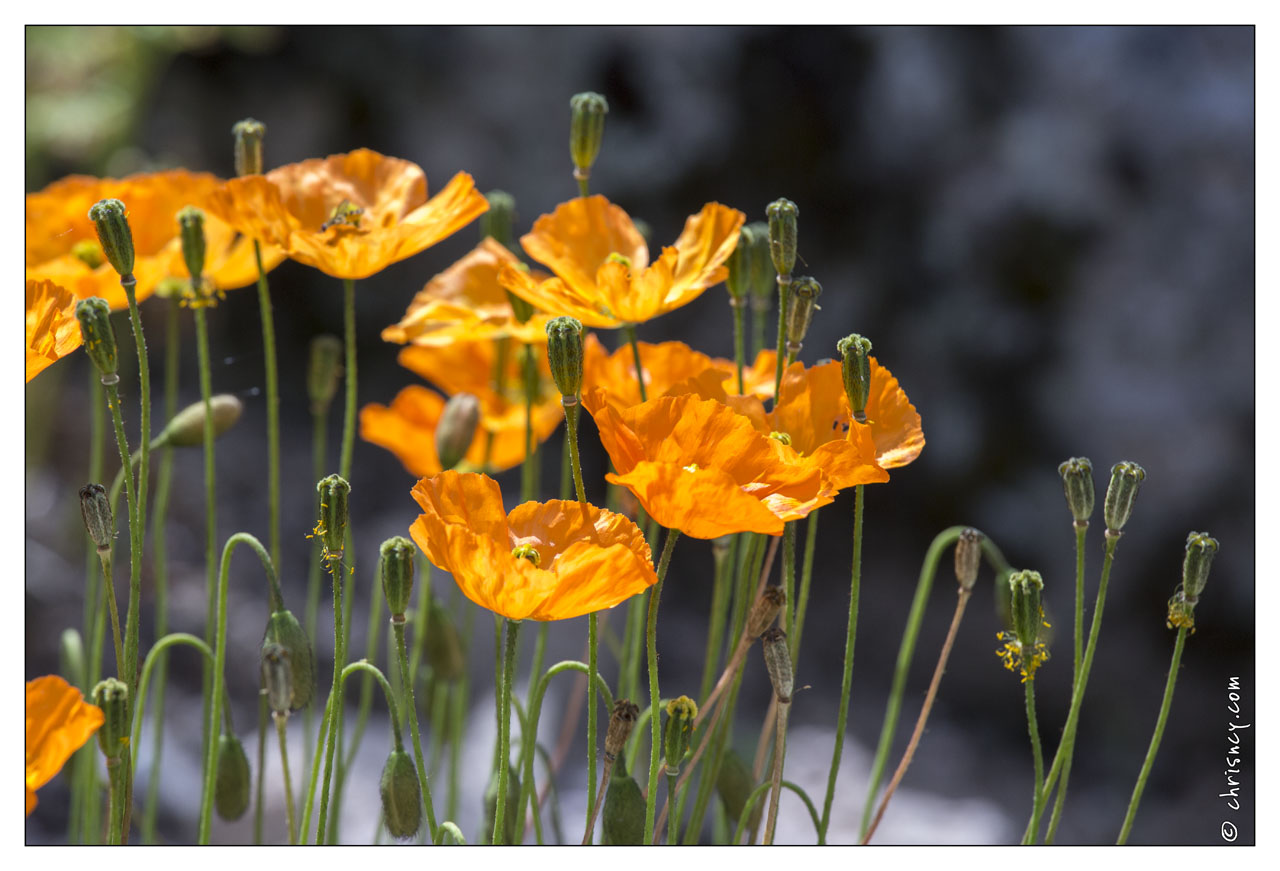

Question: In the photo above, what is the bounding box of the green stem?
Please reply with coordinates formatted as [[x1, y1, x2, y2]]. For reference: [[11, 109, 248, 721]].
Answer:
[[106, 757, 125, 845], [763, 701, 791, 845], [276, 713, 297, 844], [339, 278, 357, 481], [642, 529, 681, 842], [97, 552, 125, 682], [194, 307, 218, 769], [731, 780, 822, 845], [751, 296, 768, 359], [819, 484, 863, 842], [698, 541, 735, 703], [303, 405, 329, 780], [1117, 627, 1189, 844], [130, 633, 215, 774], [773, 277, 791, 399], [564, 401, 587, 503], [782, 521, 797, 643], [394, 619, 439, 841], [254, 242, 281, 572], [493, 619, 521, 844], [732, 300, 746, 394], [120, 273, 149, 699], [298, 691, 333, 843], [331, 568, 384, 840], [1045, 520, 1090, 845], [1025, 677, 1045, 838], [315, 551, 349, 844], [792, 509, 820, 666], [623, 324, 648, 402], [253, 693, 268, 844]]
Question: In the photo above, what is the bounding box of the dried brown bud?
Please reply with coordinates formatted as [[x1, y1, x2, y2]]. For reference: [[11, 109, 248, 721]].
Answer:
[[604, 699, 639, 762], [761, 628, 794, 703], [746, 585, 785, 640], [955, 528, 984, 591]]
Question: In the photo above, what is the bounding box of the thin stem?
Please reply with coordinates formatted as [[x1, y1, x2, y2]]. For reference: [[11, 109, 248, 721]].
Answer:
[[253, 693, 268, 844], [819, 483, 863, 842], [106, 757, 125, 845], [254, 241, 281, 572], [493, 619, 522, 844], [642, 530, 680, 842], [792, 509, 820, 666], [731, 780, 822, 845], [96, 552, 125, 680], [763, 700, 791, 845], [698, 541, 735, 703], [1025, 677, 1045, 838], [393, 619, 439, 841], [1045, 520, 1090, 844], [1117, 627, 1189, 844], [275, 713, 296, 844], [120, 273, 150, 699], [194, 306, 218, 774], [773, 277, 791, 399], [297, 691, 333, 843], [331, 569, 385, 838], [862, 589, 972, 844], [587, 611, 599, 830], [521, 343, 538, 501], [751, 296, 768, 359], [339, 278, 357, 481], [732, 300, 746, 394], [130, 633, 215, 775], [782, 521, 797, 642], [315, 551, 348, 845], [564, 401, 587, 502], [583, 756, 614, 845], [623, 324, 648, 402], [303, 405, 329, 780]]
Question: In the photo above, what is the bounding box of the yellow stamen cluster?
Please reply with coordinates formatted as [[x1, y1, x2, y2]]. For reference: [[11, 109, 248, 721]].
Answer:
[[995, 631, 1050, 682]]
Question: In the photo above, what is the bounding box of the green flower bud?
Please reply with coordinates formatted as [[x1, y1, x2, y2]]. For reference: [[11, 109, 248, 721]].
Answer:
[[663, 696, 698, 775], [315, 474, 350, 559], [746, 221, 774, 307], [380, 748, 423, 840], [232, 118, 266, 177], [725, 224, 757, 305], [435, 393, 480, 472], [747, 585, 785, 640], [72, 239, 104, 269], [569, 92, 609, 183], [92, 678, 129, 760], [1058, 457, 1095, 524], [954, 528, 983, 592], [765, 198, 798, 279], [604, 699, 639, 763], [761, 627, 794, 703], [307, 334, 343, 415], [158, 395, 243, 448], [1181, 531, 1219, 603], [480, 190, 517, 250], [785, 275, 822, 355], [422, 598, 466, 682], [75, 297, 118, 381], [1009, 570, 1046, 655], [380, 536, 416, 619], [837, 333, 873, 423], [601, 757, 645, 845], [1104, 461, 1145, 533], [261, 642, 293, 715], [546, 316, 585, 403], [262, 609, 315, 710], [214, 733, 252, 821], [716, 749, 762, 835], [87, 199, 134, 278], [483, 764, 521, 845], [176, 206, 206, 281], [79, 482, 114, 552]]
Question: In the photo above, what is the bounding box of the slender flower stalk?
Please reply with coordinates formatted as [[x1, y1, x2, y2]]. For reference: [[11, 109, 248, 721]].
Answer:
[[274, 711, 296, 843], [314, 475, 351, 845], [761, 628, 794, 845], [340, 279, 358, 480], [641, 530, 681, 843], [254, 241, 281, 570], [492, 618, 522, 844], [791, 509, 820, 666], [1025, 677, 1046, 832]]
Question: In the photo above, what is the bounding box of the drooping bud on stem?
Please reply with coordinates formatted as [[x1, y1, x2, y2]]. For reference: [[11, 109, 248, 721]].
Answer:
[[79, 483, 114, 553], [307, 334, 343, 415], [315, 474, 350, 560], [380, 536, 416, 620], [604, 699, 639, 763], [765, 198, 798, 281], [434, 393, 480, 471], [75, 297, 118, 382], [785, 275, 822, 356], [725, 224, 757, 307], [761, 628, 794, 703], [158, 395, 243, 447], [261, 642, 293, 716], [262, 609, 314, 710], [92, 678, 129, 762], [1009, 570, 1046, 656], [380, 748, 423, 840], [662, 696, 697, 775], [214, 733, 251, 820], [1058, 457, 1095, 525], [176, 206, 207, 283], [746, 586, 786, 641], [546, 316, 585, 404], [954, 528, 983, 592], [1104, 461, 1145, 534], [87, 199, 134, 279], [232, 118, 266, 177], [569, 92, 609, 190], [837, 333, 873, 423], [480, 190, 517, 251]]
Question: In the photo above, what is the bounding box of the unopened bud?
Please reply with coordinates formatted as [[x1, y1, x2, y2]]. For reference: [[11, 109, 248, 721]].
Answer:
[[1009, 570, 1046, 655], [746, 585, 785, 640], [662, 696, 697, 775], [604, 699, 639, 762], [747, 221, 774, 308], [435, 393, 481, 471], [214, 733, 251, 821], [232, 118, 266, 177], [262, 609, 314, 710], [480, 190, 516, 250], [316, 475, 350, 558], [725, 224, 757, 305], [546, 316, 585, 402], [1104, 461, 1145, 534], [955, 528, 983, 592], [75, 297, 118, 381], [837, 333, 872, 423], [159, 394, 243, 447], [765, 198, 798, 279], [176, 206, 206, 281], [761, 628, 794, 703], [569, 92, 609, 183], [602, 757, 645, 845], [483, 764, 521, 845], [380, 748, 423, 840], [785, 275, 822, 355], [423, 598, 466, 682], [87, 199, 134, 278], [1058, 457, 1095, 524], [716, 749, 762, 834], [92, 678, 129, 761], [1181, 531, 1218, 603], [79, 483, 114, 551], [307, 334, 343, 415], [261, 642, 293, 715], [380, 536, 415, 619]]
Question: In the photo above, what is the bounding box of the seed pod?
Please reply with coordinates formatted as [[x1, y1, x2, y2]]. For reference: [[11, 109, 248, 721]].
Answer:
[[785, 275, 822, 354], [87, 199, 134, 278], [75, 297, 118, 380], [761, 628, 793, 703], [434, 393, 481, 471], [746, 586, 785, 641], [663, 696, 698, 775], [569, 92, 609, 182], [601, 757, 645, 845], [546, 316, 585, 402], [262, 609, 314, 710], [604, 699, 639, 763], [232, 118, 266, 177], [261, 642, 293, 715], [214, 733, 252, 821], [158, 395, 243, 448], [79, 483, 114, 551], [1104, 461, 1145, 533], [92, 678, 129, 761], [837, 333, 873, 423], [1181, 531, 1219, 603], [1009, 570, 1046, 655], [316, 474, 350, 558], [954, 528, 983, 592], [765, 198, 798, 279], [176, 206, 206, 281], [1058, 457, 1095, 524], [307, 334, 343, 415], [480, 190, 517, 250], [483, 763, 521, 845], [422, 598, 466, 682], [716, 749, 762, 834], [380, 748, 423, 840]]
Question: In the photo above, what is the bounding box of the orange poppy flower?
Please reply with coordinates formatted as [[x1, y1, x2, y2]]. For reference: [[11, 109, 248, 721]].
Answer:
[[26, 675, 104, 816], [25, 170, 284, 310], [381, 237, 551, 346], [582, 388, 834, 539], [204, 149, 488, 280], [861, 357, 926, 470], [581, 333, 777, 416], [25, 279, 82, 382], [498, 195, 745, 328], [360, 339, 563, 476], [409, 471, 657, 621]]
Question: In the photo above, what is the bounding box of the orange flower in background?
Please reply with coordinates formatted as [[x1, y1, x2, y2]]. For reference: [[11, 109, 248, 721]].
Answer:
[[382, 237, 551, 346], [581, 333, 777, 415], [410, 472, 657, 621], [583, 389, 834, 539], [498, 195, 745, 328], [205, 148, 488, 280], [25, 170, 283, 309], [26, 675, 104, 816], [25, 279, 82, 382], [360, 339, 563, 476]]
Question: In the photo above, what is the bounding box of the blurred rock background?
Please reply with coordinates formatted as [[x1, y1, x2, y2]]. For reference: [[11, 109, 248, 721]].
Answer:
[[25, 25, 1254, 845]]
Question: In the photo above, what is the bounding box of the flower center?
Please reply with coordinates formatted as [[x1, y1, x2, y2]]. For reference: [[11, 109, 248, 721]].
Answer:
[[605, 252, 632, 269], [321, 199, 365, 232], [511, 543, 541, 567], [768, 431, 792, 446]]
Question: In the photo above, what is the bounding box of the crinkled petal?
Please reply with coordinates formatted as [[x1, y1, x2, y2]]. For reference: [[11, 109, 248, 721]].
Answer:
[[26, 676, 104, 814], [607, 461, 787, 538], [25, 279, 82, 382], [520, 195, 648, 298], [866, 357, 925, 469]]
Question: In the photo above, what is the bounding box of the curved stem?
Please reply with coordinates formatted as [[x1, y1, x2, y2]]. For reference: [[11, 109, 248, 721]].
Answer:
[[339, 278, 357, 481], [492, 619, 521, 844], [393, 619, 439, 841], [130, 633, 216, 772], [642, 530, 680, 842], [436, 820, 466, 845], [732, 779, 822, 845]]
